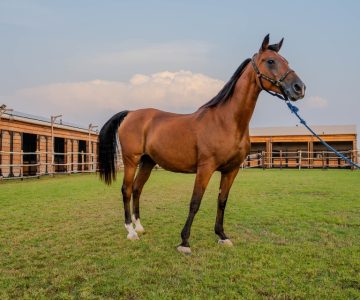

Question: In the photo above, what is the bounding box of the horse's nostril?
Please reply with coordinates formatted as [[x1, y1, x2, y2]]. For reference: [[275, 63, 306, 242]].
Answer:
[[293, 83, 302, 94]]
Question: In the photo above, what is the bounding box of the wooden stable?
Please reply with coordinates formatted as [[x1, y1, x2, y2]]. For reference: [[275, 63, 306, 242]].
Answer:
[[0, 110, 99, 179], [0, 108, 358, 179], [247, 125, 358, 168]]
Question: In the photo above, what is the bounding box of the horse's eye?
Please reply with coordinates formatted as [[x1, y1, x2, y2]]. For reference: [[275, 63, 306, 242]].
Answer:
[[267, 59, 275, 65]]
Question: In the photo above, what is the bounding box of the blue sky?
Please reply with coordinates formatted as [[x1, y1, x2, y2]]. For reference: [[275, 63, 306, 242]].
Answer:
[[1, 0, 360, 133]]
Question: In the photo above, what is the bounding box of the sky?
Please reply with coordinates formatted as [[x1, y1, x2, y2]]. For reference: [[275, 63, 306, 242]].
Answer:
[[1, 0, 360, 135]]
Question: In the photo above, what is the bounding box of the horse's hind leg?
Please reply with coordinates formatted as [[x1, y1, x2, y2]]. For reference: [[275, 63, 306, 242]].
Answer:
[[215, 168, 239, 246], [132, 156, 156, 233], [122, 158, 139, 240]]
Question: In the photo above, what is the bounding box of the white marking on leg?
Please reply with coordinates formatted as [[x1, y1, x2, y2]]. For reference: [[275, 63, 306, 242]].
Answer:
[[218, 239, 233, 246], [132, 215, 145, 233], [125, 223, 139, 240], [177, 246, 192, 255]]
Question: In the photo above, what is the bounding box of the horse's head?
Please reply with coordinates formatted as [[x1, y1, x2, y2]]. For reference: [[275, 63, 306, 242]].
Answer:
[[252, 34, 305, 101]]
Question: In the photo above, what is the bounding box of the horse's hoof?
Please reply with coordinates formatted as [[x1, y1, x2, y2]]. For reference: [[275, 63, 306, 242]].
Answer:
[[218, 239, 233, 246], [177, 246, 192, 255], [135, 224, 145, 233], [127, 232, 139, 240]]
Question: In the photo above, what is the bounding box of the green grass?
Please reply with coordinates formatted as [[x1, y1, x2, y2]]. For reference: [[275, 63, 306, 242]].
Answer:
[[0, 169, 359, 299]]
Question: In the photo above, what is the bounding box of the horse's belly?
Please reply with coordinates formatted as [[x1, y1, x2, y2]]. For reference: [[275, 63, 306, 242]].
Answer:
[[148, 148, 197, 173], [157, 159, 197, 173], [146, 136, 198, 173]]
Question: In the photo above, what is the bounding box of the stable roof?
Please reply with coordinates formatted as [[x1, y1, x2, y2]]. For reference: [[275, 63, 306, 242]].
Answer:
[[2, 110, 98, 134]]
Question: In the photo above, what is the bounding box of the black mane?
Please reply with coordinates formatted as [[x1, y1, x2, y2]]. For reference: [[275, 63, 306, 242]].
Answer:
[[199, 58, 251, 109]]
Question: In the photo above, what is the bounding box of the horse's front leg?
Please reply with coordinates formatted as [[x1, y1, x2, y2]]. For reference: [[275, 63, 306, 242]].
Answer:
[[215, 168, 239, 246], [177, 166, 214, 255]]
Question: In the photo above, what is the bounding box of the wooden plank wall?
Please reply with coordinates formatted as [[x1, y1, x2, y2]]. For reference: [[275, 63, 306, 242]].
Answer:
[[1, 130, 10, 177], [38, 135, 48, 175]]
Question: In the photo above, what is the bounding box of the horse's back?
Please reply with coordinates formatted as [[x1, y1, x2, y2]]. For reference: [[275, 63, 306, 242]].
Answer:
[[118, 108, 198, 172]]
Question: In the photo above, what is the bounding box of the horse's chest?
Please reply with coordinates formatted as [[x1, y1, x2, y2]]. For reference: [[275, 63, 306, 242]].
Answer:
[[217, 137, 250, 171], [228, 135, 250, 157]]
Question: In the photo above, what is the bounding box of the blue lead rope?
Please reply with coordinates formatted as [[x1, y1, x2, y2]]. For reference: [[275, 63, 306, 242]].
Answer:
[[285, 100, 360, 169]]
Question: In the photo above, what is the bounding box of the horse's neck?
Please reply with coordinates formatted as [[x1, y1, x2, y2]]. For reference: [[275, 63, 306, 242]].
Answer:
[[225, 66, 261, 130]]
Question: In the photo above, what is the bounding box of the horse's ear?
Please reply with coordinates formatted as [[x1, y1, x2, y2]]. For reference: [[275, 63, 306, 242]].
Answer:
[[268, 38, 284, 52], [260, 34, 270, 52]]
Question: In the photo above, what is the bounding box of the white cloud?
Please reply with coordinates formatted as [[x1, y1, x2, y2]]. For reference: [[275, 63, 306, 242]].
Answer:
[[303, 96, 328, 109], [7, 70, 224, 126]]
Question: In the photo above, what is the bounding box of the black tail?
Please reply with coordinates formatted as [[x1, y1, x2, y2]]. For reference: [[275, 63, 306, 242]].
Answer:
[[98, 110, 129, 185]]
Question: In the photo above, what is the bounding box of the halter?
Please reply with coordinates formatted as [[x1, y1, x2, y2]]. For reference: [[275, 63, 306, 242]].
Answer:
[[251, 54, 294, 101]]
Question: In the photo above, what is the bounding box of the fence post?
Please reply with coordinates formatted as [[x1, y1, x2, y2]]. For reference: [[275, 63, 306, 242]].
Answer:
[[298, 150, 302, 170], [37, 150, 41, 179], [280, 150, 282, 170], [262, 151, 265, 170], [67, 148, 71, 175], [81, 151, 84, 173], [20, 150, 23, 178], [36, 150, 39, 176]]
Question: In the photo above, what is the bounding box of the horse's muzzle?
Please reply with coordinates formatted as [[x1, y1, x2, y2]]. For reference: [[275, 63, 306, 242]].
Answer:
[[284, 80, 306, 101]]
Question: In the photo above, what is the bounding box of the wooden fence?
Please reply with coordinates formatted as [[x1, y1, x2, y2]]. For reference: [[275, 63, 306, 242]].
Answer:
[[0, 149, 121, 180]]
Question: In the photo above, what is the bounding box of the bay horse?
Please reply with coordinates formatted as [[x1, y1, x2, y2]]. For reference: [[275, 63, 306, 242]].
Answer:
[[98, 35, 305, 254]]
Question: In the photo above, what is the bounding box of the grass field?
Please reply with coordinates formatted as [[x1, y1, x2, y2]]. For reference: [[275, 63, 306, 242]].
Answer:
[[0, 169, 359, 299]]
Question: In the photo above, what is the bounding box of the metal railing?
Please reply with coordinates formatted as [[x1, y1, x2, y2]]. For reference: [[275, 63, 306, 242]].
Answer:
[[241, 150, 359, 170]]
